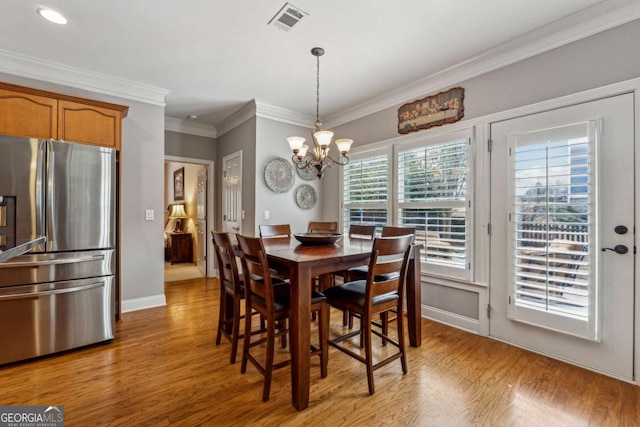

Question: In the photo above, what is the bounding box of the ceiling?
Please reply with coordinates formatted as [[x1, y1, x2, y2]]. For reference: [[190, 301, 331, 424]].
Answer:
[[1, 0, 638, 132]]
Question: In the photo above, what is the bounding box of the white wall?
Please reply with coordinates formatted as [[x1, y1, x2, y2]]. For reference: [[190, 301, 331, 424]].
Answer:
[[255, 117, 326, 235], [165, 130, 216, 160]]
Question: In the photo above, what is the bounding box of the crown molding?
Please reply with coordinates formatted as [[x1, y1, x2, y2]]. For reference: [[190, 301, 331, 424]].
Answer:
[[325, 0, 640, 128], [254, 100, 315, 129], [0, 49, 169, 106], [217, 99, 315, 136], [165, 117, 217, 138], [215, 101, 258, 137]]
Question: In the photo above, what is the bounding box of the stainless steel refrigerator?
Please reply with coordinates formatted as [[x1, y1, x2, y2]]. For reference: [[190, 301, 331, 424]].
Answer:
[[0, 135, 115, 365]]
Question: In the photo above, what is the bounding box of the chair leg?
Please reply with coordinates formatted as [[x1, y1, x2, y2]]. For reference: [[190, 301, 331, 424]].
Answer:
[[363, 313, 375, 395], [319, 303, 329, 378], [229, 295, 241, 364], [397, 306, 408, 375], [215, 289, 225, 346], [277, 319, 287, 348], [263, 319, 276, 402], [380, 311, 389, 346], [240, 300, 252, 374]]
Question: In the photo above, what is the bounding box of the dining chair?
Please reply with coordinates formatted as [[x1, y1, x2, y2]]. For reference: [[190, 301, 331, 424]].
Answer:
[[323, 234, 413, 395], [344, 226, 415, 328], [258, 224, 292, 280], [348, 224, 377, 240], [307, 221, 338, 233], [212, 231, 267, 364], [236, 234, 329, 402], [259, 224, 292, 238], [332, 224, 377, 324]]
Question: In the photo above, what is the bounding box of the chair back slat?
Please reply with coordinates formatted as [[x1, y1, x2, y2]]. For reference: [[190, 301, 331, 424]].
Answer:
[[366, 235, 413, 300], [382, 226, 416, 239], [212, 231, 242, 293], [348, 224, 376, 240], [308, 221, 338, 233], [236, 234, 276, 311], [259, 224, 291, 238]]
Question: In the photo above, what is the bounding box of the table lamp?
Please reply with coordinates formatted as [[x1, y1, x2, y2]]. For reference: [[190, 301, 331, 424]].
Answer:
[[169, 204, 188, 232]]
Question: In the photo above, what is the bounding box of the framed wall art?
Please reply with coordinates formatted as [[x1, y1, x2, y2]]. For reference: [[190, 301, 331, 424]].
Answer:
[[174, 167, 185, 200], [398, 87, 464, 134]]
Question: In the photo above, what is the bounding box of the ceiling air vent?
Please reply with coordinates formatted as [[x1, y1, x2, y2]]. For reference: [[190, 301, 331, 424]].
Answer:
[[268, 3, 308, 32]]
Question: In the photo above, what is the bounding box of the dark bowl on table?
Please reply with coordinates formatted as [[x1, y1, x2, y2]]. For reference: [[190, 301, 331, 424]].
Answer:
[[294, 233, 342, 245]]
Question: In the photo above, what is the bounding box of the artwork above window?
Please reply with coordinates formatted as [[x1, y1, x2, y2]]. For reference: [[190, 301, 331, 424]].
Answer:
[[397, 87, 465, 135]]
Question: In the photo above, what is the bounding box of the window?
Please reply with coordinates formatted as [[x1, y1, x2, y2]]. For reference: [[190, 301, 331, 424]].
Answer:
[[342, 149, 391, 234], [397, 130, 472, 279], [341, 128, 474, 281]]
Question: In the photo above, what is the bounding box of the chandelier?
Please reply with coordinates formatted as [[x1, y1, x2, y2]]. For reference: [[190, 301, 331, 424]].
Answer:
[[287, 47, 353, 180]]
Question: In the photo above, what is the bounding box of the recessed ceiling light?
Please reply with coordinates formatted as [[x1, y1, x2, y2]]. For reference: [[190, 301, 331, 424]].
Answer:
[[187, 115, 199, 120], [37, 8, 68, 25]]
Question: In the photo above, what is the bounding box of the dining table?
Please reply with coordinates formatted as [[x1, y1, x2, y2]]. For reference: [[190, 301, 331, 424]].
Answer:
[[261, 236, 423, 411]]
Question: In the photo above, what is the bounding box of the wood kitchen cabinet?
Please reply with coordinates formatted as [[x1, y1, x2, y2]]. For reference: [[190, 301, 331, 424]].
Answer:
[[0, 82, 128, 150], [168, 233, 193, 265], [58, 100, 122, 149], [0, 87, 57, 139]]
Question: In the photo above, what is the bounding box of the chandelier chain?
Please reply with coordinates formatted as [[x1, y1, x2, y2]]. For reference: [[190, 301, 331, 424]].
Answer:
[[316, 53, 320, 125]]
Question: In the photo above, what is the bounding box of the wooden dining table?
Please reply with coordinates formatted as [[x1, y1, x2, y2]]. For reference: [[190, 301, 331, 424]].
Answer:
[[262, 236, 422, 411]]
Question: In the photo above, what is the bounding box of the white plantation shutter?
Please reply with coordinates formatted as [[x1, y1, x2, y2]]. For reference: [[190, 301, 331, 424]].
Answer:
[[509, 121, 597, 339], [397, 135, 471, 279], [342, 150, 391, 234]]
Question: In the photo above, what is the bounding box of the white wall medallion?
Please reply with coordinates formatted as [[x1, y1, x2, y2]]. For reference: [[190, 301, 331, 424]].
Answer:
[[264, 157, 294, 193], [295, 154, 317, 181], [295, 184, 317, 209]]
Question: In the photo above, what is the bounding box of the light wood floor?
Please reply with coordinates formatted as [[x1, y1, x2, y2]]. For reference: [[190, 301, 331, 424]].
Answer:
[[0, 277, 637, 426]]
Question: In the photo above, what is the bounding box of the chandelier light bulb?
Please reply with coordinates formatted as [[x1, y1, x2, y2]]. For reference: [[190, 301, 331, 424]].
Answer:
[[335, 139, 353, 154], [313, 130, 334, 148], [287, 136, 306, 152]]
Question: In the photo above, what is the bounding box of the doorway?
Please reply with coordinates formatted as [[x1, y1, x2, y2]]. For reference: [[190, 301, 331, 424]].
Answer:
[[489, 94, 634, 381], [164, 156, 215, 282]]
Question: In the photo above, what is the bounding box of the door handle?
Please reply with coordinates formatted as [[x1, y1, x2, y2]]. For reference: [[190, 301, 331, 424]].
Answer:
[[601, 245, 628, 254], [232, 226, 240, 231]]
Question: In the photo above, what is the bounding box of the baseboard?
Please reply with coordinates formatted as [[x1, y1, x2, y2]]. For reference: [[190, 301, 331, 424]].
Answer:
[[121, 294, 167, 313], [422, 305, 479, 334]]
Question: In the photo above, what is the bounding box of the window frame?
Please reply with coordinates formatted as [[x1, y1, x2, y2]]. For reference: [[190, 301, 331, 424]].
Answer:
[[340, 145, 393, 235], [395, 128, 475, 281], [340, 127, 475, 282]]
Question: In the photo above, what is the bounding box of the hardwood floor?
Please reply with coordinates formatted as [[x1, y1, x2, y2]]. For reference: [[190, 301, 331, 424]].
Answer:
[[0, 277, 637, 426]]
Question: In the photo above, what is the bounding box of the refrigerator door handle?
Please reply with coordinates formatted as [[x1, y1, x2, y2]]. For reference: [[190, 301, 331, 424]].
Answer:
[[46, 139, 54, 251], [0, 254, 105, 269], [0, 281, 105, 300], [35, 140, 46, 249]]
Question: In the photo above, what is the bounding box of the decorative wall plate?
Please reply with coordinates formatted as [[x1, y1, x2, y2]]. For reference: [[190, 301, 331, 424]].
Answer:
[[264, 158, 294, 193], [295, 154, 317, 181], [295, 184, 317, 210]]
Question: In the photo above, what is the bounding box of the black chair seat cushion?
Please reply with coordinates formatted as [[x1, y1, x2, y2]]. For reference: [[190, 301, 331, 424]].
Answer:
[[344, 266, 401, 282], [249, 282, 326, 311], [323, 280, 398, 310]]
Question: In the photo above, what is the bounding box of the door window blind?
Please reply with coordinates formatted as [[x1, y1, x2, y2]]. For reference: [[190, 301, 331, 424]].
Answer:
[[512, 131, 591, 320]]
